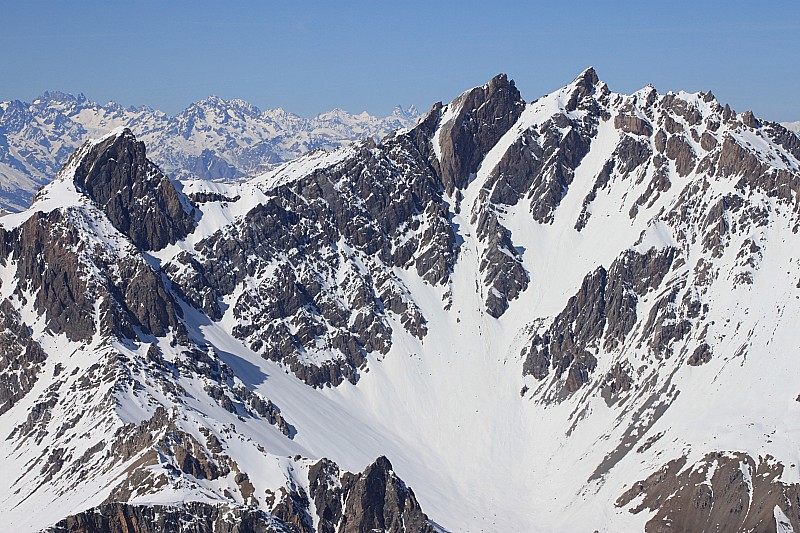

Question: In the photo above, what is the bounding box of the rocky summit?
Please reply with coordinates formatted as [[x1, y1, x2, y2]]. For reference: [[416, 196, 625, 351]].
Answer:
[[1, 69, 800, 532]]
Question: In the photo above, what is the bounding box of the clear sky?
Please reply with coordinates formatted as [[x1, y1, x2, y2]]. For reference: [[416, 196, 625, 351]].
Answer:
[[1, 0, 798, 121]]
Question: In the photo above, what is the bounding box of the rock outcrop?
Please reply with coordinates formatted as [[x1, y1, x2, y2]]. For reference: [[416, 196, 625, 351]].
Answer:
[[617, 452, 800, 532], [0, 299, 46, 415], [47, 502, 291, 533], [307, 456, 436, 533], [70, 128, 195, 251], [435, 73, 525, 193], [522, 247, 676, 393]]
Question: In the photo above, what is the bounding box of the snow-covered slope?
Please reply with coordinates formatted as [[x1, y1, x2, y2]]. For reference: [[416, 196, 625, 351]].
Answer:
[[783, 120, 800, 136], [0, 91, 418, 212], [2, 70, 800, 533]]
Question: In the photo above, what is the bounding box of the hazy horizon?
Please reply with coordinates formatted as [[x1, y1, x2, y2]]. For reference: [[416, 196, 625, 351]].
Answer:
[[2, 0, 798, 121]]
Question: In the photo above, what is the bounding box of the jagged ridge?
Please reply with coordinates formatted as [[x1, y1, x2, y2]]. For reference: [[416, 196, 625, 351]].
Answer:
[[1, 70, 800, 532]]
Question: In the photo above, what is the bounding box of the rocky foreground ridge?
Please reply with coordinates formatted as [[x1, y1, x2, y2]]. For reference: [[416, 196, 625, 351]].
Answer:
[[1, 70, 800, 532]]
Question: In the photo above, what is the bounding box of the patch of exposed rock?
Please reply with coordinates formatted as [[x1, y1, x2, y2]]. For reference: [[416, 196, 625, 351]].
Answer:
[[435, 73, 525, 194], [46, 502, 291, 533], [69, 128, 196, 251], [617, 452, 800, 532], [522, 247, 676, 393], [0, 206, 183, 342], [306, 456, 436, 533], [0, 298, 46, 414]]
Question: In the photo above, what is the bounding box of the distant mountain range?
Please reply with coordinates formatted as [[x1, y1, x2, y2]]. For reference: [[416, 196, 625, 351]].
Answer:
[[784, 121, 800, 134], [0, 91, 418, 211]]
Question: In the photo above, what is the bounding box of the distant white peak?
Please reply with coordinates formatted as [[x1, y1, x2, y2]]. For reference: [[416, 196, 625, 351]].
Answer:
[[261, 107, 300, 121], [104, 101, 125, 112], [782, 121, 800, 134], [315, 108, 368, 121], [37, 90, 89, 106], [227, 98, 261, 115], [128, 104, 155, 114], [323, 107, 349, 116], [191, 95, 251, 114], [198, 95, 225, 106], [90, 125, 131, 144], [391, 105, 420, 119], [264, 107, 287, 116]]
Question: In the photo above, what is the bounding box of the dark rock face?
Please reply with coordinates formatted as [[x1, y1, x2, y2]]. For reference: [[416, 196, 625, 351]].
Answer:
[[665, 135, 696, 177], [304, 456, 435, 533], [340, 456, 434, 533], [272, 485, 314, 533], [566, 67, 601, 111], [0, 210, 95, 341], [700, 131, 718, 151], [436, 73, 525, 193], [0, 299, 46, 415], [522, 247, 676, 393], [0, 207, 182, 342], [70, 128, 195, 251], [687, 343, 712, 366], [308, 459, 346, 533], [526, 117, 594, 225], [168, 133, 448, 387], [474, 207, 529, 318], [46, 502, 291, 533], [617, 452, 800, 533], [662, 93, 703, 127], [486, 129, 543, 206], [614, 113, 653, 137]]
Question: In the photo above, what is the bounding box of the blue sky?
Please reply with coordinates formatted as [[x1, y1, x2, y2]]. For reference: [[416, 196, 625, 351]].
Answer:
[[1, 0, 798, 121]]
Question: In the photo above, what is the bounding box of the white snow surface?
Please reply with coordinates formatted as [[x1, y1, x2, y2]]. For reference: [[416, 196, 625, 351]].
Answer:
[[782, 121, 800, 135]]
